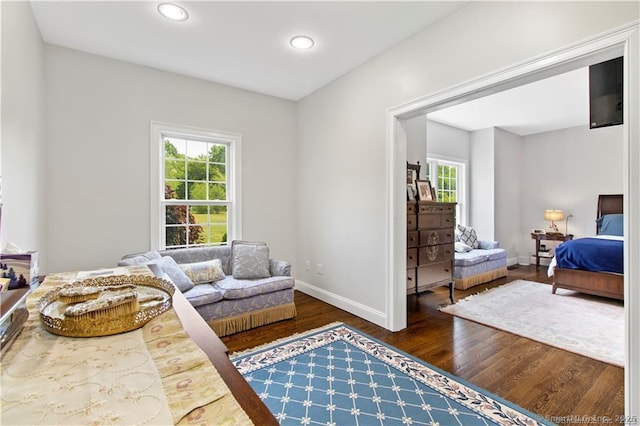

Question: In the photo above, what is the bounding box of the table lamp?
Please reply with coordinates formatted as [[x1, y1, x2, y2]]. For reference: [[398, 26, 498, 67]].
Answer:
[[544, 209, 563, 234]]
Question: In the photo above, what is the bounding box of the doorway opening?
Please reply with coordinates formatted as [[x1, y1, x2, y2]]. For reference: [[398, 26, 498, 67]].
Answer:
[[386, 22, 638, 416]]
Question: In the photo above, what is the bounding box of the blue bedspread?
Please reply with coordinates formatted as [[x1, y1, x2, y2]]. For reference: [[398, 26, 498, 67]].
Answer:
[[555, 237, 623, 274]]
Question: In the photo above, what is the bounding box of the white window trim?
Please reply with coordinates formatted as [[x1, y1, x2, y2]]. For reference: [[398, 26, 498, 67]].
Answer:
[[150, 121, 242, 250], [425, 154, 468, 225]]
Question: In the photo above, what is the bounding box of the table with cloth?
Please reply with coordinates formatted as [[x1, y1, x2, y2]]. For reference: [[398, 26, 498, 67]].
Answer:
[[0, 265, 253, 425]]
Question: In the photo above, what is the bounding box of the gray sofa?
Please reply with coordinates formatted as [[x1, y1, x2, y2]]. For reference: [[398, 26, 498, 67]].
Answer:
[[120, 242, 296, 336]]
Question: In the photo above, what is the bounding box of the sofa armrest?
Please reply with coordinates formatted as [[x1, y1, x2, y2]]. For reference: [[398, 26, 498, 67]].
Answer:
[[270, 259, 291, 277], [478, 240, 499, 250]]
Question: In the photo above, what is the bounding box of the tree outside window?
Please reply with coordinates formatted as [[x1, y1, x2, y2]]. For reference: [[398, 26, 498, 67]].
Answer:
[[162, 137, 230, 249], [425, 158, 466, 225]]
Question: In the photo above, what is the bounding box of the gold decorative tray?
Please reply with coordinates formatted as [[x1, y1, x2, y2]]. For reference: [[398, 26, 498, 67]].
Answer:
[[37, 275, 175, 337]]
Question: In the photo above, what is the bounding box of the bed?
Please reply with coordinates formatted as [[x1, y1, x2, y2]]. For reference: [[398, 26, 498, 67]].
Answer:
[[549, 194, 624, 300]]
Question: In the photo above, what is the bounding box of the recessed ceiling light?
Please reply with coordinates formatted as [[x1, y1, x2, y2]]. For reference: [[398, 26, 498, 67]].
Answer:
[[158, 3, 189, 22], [290, 35, 315, 50]]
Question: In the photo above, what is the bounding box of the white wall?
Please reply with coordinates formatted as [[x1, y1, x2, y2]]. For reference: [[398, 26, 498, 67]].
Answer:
[[296, 2, 638, 324], [405, 115, 426, 179], [519, 124, 624, 259], [494, 128, 523, 264], [44, 46, 297, 274], [0, 2, 47, 265], [405, 117, 473, 181], [426, 120, 470, 161], [469, 128, 495, 239], [425, 120, 471, 224]]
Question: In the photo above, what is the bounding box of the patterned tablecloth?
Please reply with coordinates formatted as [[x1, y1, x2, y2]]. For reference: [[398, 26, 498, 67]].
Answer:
[[0, 265, 252, 425]]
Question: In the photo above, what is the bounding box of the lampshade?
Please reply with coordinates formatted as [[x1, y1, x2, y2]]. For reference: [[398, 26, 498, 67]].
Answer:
[[544, 209, 564, 221]]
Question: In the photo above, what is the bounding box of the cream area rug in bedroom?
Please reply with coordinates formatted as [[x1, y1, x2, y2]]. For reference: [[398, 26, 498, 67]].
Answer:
[[439, 280, 624, 367]]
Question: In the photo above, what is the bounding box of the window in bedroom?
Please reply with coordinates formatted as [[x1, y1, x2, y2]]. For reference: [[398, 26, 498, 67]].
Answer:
[[425, 157, 466, 225], [150, 122, 242, 250]]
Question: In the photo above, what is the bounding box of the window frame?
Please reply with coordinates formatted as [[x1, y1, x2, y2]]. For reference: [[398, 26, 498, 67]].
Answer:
[[425, 155, 468, 226], [150, 122, 242, 250]]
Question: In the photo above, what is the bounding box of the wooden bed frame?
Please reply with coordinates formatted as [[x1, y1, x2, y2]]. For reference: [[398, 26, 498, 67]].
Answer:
[[551, 194, 624, 300]]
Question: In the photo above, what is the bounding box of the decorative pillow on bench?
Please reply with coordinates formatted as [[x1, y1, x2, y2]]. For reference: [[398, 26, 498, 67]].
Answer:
[[455, 242, 473, 253], [456, 224, 479, 249]]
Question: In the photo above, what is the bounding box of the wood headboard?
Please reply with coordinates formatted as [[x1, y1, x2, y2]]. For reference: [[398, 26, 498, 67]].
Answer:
[[598, 194, 623, 217], [596, 194, 623, 232]]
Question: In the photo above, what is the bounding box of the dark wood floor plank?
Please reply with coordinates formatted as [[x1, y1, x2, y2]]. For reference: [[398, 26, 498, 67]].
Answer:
[[222, 265, 624, 422], [572, 365, 625, 419]]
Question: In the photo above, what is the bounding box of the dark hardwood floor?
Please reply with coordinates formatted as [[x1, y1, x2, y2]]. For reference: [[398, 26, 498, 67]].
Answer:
[[222, 265, 624, 425]]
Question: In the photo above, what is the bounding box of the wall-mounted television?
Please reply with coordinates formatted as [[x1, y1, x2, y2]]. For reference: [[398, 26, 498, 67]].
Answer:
[[589, 56, 623, 129]]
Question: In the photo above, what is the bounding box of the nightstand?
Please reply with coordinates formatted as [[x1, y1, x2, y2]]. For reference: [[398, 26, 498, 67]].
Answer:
[[530, 233, 574, 269]]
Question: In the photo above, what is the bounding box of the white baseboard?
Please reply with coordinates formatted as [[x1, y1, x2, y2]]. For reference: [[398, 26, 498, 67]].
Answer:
[[530, 254, 552, 266], [517, 255, 531, 266], [507, 257, 519, 267], [294, 280, 387, 328]]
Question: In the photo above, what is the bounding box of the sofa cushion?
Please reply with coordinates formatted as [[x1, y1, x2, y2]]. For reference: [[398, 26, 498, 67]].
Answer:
[[216, 275, 294, 299], [231, 241, 270, 279], [182, 284, 224, 307], [457, 225, 479, 248], [179, 258, 226, 284], [483, 248, 507, 261], [454, 250, 489, 266], [193, 288, 294, 323]]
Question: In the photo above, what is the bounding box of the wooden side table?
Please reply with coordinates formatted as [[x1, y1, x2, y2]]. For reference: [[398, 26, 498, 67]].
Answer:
[[530, 233, 574, 269]]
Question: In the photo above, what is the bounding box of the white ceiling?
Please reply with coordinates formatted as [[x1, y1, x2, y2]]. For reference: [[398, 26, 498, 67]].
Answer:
[[30, 1, 467, 101], [427, 67, 590, 136], [29, 1, 586, 135]]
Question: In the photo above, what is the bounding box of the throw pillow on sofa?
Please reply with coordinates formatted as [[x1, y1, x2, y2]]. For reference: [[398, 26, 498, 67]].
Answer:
[[231, 240, 267, 253], [179, 258, 226, 284], [231, 240, 270, 279], [457, 224, 479, 249], [118, 252, 195, 292], [148, 256, 195, 293]]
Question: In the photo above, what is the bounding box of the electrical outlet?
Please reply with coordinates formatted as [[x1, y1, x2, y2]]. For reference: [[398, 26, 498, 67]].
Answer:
[[305, 260, 311, 271], [316, 263, 323, 274]]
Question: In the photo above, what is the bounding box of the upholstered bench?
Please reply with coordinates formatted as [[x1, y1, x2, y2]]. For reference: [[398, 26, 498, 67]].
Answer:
[[453, 244, 507, 290], [454, 225, 508, 290], [120, 241, 296, 336]]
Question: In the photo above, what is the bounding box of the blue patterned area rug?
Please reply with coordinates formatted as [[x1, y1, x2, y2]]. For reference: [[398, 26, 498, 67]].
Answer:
[[231, 323, 552, 425]]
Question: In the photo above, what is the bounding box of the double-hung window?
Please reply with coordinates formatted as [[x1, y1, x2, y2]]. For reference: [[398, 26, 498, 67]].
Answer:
[[150, 122, 242, 250], [424, 157, 466, 225]]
